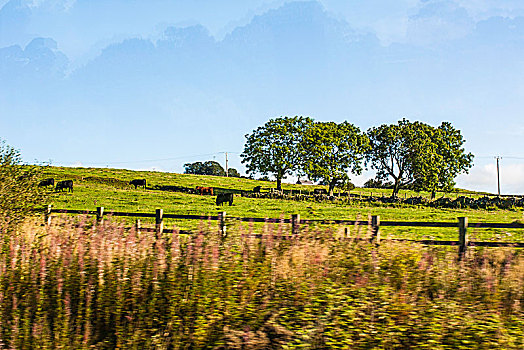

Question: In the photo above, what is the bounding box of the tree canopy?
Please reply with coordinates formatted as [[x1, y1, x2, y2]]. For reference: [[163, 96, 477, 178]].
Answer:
[[241, 116, 313, 190], [366, 119, 473, 197], [300, 121, 370, 195], [410, 121, 474, 197], [184, 161, 226, 177], [227, 168, 241, 178]]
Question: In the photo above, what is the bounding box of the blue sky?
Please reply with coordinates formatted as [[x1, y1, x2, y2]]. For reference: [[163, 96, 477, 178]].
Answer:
[[1, 0, 524, 193]]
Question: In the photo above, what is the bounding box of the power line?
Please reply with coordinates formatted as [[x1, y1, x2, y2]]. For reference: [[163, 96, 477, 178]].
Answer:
[[475, 155, 524, 160], [67, 151, 241, 166]]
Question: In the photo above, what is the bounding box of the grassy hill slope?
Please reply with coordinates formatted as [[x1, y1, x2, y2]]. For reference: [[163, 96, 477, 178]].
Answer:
[[39, 166, 523, 241]]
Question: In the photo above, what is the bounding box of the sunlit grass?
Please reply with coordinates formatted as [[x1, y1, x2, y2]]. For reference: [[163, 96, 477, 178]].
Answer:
[[41, 166, 524, 241]]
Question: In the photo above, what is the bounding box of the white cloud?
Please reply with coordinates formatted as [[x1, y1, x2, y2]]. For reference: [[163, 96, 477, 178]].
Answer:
[[456, 162, 524, 195], [406, 1, 475, 45], [25, 0, 75, 10], [455, 0, 524, 19]]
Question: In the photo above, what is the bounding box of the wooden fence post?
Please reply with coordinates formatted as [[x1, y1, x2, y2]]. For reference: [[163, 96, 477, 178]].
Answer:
[[45, 204, 52, 226], [371, 215, 381, 245], [135, 219, 141, 234], [458, 217, 468, 260], [219, 211, 226, 237], [96, 207, 104, 224], [291, 214, 300, 235], [155, 209, 164, 237]]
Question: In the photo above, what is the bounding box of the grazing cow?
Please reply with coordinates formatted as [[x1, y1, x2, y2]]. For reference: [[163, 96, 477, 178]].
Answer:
[[216, 193, 234, 206], [314, 188, 328, 195], [39, 178, 54, 187], [56, 180, 73, 192], [253, 186, 261, 193], [196, 186, 214, 195], [130, 179, 146, 189]]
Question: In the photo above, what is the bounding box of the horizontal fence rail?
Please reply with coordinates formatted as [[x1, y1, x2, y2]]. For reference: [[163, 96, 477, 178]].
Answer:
[[45, 206, 524, 258]]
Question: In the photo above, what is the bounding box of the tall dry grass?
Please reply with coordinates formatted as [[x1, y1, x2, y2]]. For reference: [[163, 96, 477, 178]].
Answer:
[[0, 217, 522, 349]]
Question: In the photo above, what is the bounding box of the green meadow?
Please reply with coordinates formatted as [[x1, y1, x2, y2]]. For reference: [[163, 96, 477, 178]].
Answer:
[[41, 166, 524, 242], [2, 168, 522, 349]]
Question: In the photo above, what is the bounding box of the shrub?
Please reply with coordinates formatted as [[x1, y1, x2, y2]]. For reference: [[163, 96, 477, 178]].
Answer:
[[0, 140, 46, 227], [363, 178, 393, 189]]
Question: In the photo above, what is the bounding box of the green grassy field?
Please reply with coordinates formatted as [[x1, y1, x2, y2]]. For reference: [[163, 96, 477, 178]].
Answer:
[[42, 166, 524, 241], [2, 167, 521, 349]]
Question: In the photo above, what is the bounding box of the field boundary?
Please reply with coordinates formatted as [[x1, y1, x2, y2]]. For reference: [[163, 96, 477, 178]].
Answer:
[[45, 206, 524, 259]]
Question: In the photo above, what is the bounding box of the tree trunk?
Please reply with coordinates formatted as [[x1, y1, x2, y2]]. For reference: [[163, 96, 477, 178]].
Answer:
[[276, 177, 282, 191], [392, 180, 401, 198], [431, 190, 436, 200], [328, 179, 337, 196]]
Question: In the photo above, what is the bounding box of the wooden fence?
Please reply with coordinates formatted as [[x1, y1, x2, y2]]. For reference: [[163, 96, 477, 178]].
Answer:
[[45, 206, 524, 259]]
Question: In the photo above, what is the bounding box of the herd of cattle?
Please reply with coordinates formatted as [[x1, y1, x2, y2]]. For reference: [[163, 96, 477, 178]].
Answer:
[[38, 177, 523, 210], [39, 178, 73, 192], [38, 177, 235, 206]]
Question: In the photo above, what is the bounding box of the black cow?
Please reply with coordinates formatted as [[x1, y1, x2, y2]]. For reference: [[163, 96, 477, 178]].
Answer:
[[314, 188, 328, 195], [39, 178, 54, 187], [56, 180, 73, 192], [130, 179, 146, 189], [216, 193, 234, 206], [253, 186, 261, 193]]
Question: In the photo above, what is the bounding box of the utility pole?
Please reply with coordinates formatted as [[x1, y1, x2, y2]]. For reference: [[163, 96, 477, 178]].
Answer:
[[496, 156, 501, 196], [225, 152, 229, 177]]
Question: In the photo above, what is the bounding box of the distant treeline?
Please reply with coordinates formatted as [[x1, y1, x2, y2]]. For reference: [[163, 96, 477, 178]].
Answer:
[[184, 160, 240, 178]]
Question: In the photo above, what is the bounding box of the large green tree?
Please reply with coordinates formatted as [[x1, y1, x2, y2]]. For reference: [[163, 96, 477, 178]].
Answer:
[[366, 119, 473, 197], [300, 121, 370, 195], [241, 116, 313, 190], [410, 122, 474, 198], [366, 119, 416, 196]]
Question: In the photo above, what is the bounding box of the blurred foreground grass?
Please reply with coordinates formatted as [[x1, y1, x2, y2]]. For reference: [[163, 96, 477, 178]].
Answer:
[[0, 218, 522, 349]]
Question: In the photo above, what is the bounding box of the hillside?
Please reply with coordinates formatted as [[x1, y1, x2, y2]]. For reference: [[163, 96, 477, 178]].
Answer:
[[40, 166, 523, 242]]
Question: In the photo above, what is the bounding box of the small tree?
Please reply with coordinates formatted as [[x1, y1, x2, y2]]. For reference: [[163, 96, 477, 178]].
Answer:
[[184, 161, 205, 175], [241, 116, 313, 190], [227, 168, 241, 177], [0, 140, 46, 227], [202, 161, 226, 176], [300, 121, 370, 196], [184, 161, 226, 176]]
